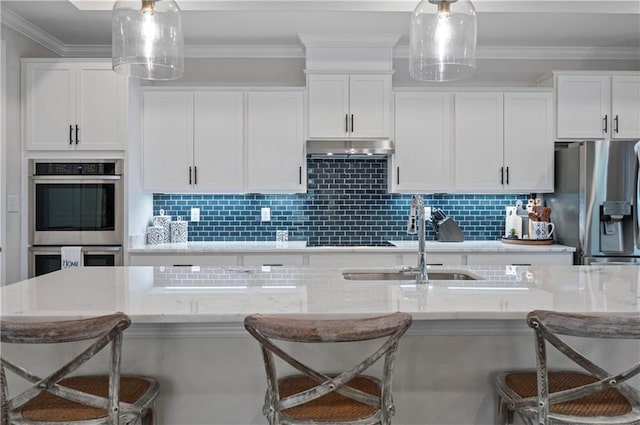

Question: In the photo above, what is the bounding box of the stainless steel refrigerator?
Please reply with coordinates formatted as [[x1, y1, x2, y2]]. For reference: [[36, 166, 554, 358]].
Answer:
[[546, 140, 640, 265]]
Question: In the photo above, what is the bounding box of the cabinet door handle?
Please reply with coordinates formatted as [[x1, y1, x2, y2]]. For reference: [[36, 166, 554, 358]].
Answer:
[[614, 115, 619, 133], [194, 166, 198, 185], [500, 166, 504, 185], [345, 114, 349, 133], [299, 166, 302, 185], [75, 125, 79, 144], [351, 114, 354, 133], [397, 166, 400, 185], [505, 166, 510, 185], [603, 115, 608, 133], [189, 166, 192, 185], [69, 125, 73, 145]]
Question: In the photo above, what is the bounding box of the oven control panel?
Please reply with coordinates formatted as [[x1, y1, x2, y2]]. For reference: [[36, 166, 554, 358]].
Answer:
[[34, 162, 119, 175]]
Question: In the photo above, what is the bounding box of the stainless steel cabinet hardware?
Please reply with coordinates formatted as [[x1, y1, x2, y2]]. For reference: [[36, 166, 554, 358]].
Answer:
[[506, 166, 510, 185], [263, 264, 283, 267], [173, 264, 193, 267], [500, 166, 504, 185], [69, 125, 73, 145], [351, 114, 354, 133], [299, 166, 302, 185], [603, 114, 608, 133], [614, 115, 619, 133], [397, 166, 400, 184], [189, 166, 192, 185], [75, 125, 79, 144], [194, 166, 198, 185], [345, 114, 349, 133]]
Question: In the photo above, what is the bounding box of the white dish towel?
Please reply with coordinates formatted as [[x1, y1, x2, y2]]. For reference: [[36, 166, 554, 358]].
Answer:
[[61, 246, 82, 269]]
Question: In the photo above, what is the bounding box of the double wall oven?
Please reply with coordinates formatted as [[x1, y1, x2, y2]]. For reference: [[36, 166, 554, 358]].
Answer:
[[29, 160, 124, 277]]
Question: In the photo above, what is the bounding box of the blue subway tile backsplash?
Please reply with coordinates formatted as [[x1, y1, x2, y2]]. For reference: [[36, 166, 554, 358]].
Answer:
[[153, 158, 528, 243]]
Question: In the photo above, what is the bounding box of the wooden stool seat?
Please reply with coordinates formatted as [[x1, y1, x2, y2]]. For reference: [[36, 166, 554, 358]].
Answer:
[[494, 310, 640, 425], [1, 313, 159, 425], [245, 312, 412, 425]]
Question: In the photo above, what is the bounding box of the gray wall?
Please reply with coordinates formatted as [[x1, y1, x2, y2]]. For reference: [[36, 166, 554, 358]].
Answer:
[[1, 24, 58, 284]]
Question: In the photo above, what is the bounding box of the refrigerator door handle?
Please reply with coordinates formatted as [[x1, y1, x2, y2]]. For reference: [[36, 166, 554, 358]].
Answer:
[[635, 141, 640, 249]]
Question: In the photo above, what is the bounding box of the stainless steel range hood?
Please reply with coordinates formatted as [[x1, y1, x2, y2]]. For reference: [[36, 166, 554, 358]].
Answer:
[[306, 139, 394, 157]]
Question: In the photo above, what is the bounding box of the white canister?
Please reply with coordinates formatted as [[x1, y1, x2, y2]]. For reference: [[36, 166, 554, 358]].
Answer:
[[170, 216, 188, 243], [153, 209, 172, 243], [147, 226, 165, 245]]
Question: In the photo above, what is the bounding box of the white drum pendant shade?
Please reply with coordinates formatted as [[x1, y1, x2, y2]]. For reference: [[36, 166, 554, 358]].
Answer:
[[409, 0, 477, 82], [112, 0, 184, 80]]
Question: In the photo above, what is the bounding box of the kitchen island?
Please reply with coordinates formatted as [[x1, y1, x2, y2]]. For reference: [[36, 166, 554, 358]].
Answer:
[[1, 265, 637, 424]]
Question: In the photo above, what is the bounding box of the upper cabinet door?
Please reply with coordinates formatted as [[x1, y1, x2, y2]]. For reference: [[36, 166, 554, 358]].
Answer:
[[75, 63, 124, 150], [24, 63, 75, 151], [142, 91, 194, 192], [24, 61, 125, 151], [454, 93, 504, 192], [308, 74, 349, 138], [611, 75, 640, 139], [556, 75, 610, 139], [393, 92, 452, 193], [504, 92, 553, 192], [348, 74, 391, 138], [193, 92, 244, 193], [246, 91, 305, 193]]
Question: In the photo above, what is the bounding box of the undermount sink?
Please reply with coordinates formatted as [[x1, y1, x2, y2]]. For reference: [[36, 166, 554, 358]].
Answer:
[[341, 268, 484, 281]]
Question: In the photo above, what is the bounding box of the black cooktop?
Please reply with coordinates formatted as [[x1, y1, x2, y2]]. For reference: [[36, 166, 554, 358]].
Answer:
[[307, 241, 396, 247]]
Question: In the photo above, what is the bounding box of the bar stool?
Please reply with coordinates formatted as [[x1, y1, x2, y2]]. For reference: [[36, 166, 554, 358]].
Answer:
[[495, 310, 640, 425], [244, 312, 412, 425], [1, 313, 159, 424]]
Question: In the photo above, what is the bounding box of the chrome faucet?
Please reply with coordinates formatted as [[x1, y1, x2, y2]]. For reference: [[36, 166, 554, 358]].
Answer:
[[407, 194, 428, 284]]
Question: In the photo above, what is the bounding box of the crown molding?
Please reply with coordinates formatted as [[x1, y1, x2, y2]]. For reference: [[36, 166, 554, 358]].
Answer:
[[1, 6, 66, 56]]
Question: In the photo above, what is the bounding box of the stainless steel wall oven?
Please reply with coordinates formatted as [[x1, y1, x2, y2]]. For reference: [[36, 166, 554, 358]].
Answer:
[[29, 160, 124, 277]]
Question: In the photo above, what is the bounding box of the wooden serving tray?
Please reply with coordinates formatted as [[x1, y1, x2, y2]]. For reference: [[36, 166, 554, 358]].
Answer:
[[501, 237, 553, 245]]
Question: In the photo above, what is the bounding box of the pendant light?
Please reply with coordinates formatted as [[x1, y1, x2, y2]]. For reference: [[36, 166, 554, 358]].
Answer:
[[112, 0, 184, 80], [409, 0, 477, 82]]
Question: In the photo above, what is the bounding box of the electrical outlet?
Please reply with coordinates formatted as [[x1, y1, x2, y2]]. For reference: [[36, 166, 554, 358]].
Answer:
[[190, 207, 200, 222], [7, 195, 19, 213], [424, 206, 432, 220], [261, 207, 271, 222]]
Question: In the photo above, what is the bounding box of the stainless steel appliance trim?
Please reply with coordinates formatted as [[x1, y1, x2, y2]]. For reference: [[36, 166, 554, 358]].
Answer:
[[29, 159, 124, 175], [306, 139, 394, 156], [29, 160, 124, 246], [30, 175, 122, 181]]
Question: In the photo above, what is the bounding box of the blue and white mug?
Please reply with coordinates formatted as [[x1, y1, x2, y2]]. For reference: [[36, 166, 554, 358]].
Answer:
[[531, 221, 555, 240]]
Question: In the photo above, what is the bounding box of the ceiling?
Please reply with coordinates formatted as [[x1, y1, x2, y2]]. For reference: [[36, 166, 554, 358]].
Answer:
[[1, 0, 639, 60]]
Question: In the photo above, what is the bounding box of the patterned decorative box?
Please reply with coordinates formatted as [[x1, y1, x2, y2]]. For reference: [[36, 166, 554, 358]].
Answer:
[[147, 226, 165, 245], [153, 209, 172, 243], [170, 217, 188, 243]]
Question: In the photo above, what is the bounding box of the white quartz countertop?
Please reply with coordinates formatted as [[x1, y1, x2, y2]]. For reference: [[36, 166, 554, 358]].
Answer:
[[128, 240, 576, 253], [2, 265, 636, 323]]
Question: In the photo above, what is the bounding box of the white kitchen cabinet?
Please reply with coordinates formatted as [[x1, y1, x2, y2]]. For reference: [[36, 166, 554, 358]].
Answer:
[[142, 90, 244, 193], [246, 91, 305, 193], [454, 92, 553, 193], [307, 73, 391, 138], [392, 92, 453, 193], [242, 254, 304, 267], [128, 254, 239, 267], [307, 253, 400, 268], [556, 72, 640, 140], [610, 75, 640, 139], [503, 92, 554, 192], [454, 93, 504, 192], [24, 61, 124, 151], [400, 253, 464, 266], [466, 252, 572, 266]]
